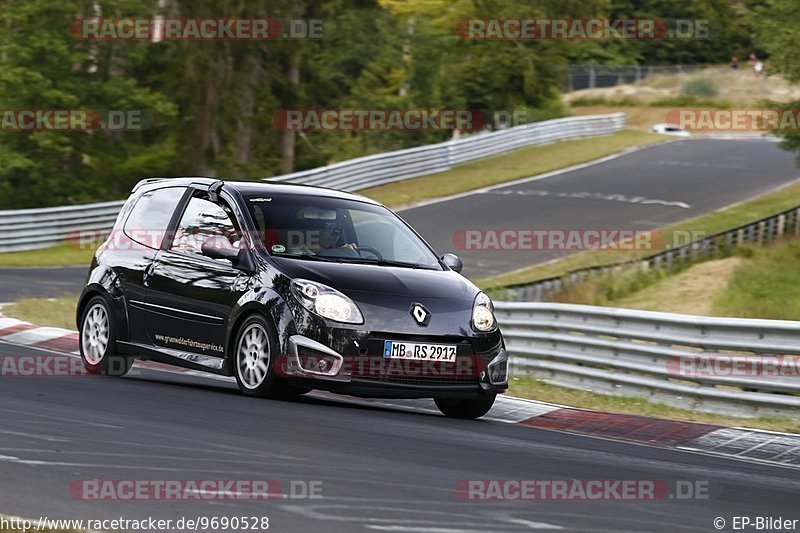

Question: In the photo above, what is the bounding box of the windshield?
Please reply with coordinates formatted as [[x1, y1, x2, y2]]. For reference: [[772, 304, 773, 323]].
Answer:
[[245, 194, 442, 269]]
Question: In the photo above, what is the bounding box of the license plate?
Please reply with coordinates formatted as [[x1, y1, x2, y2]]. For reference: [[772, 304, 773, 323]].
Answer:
[[383, 340, 457, 362]]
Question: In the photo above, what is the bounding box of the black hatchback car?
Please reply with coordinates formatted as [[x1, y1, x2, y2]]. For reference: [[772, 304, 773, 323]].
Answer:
[[77, 177, 508, 418]]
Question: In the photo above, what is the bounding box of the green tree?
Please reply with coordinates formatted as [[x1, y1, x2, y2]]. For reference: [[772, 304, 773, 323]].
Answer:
[[0, 0, 177, 208], [750, 0, 800, 156]]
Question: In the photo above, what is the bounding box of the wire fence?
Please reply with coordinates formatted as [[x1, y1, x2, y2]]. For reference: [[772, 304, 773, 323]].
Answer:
[[563, 64, 719, 92]]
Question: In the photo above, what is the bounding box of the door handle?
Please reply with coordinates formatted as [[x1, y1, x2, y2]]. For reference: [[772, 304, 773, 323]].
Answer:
[[143, 261, 157, 286]]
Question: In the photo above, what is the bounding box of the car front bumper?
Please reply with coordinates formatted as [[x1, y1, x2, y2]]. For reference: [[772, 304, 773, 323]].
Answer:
[[277, 327, 509, 399]]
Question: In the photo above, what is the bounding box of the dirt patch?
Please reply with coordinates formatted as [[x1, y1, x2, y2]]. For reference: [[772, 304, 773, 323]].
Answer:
[[612, 257, 744, 315]]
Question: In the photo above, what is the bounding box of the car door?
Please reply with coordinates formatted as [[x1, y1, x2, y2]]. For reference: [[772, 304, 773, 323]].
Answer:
[[114, 186, 188, 345], [143, 190, 250, 369]]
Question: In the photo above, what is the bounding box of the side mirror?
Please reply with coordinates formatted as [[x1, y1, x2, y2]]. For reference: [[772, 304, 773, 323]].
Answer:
[[441, 253, 463, 273], [201, 237, 257, 275]]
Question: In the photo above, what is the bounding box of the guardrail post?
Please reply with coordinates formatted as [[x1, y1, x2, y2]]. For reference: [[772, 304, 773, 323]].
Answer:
[[795, 208, 800, 236]]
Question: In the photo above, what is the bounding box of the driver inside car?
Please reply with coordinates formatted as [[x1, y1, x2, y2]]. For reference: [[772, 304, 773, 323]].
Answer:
[[287, 220, 359, 257]]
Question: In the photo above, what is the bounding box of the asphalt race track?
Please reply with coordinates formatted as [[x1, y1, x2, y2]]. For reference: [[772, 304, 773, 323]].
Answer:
[[0, 266, 87, 302], [401, 138, 800, 278], [0, 341, 798, 532], [1, 138, 797, 301]]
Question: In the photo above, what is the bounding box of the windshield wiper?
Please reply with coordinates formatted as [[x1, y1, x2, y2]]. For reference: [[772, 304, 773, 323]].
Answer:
[[333, 256, 438, 270], [274, 252, 437, 270], [272, 253, 344, 263]]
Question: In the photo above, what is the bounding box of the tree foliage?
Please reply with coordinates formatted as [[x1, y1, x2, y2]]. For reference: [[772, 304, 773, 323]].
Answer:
[[0, 0, 754, 208]]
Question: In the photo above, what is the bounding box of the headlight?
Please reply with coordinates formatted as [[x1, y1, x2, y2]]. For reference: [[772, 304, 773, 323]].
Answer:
[[291, 279, 364, 324], [472, 291, 497, 332]]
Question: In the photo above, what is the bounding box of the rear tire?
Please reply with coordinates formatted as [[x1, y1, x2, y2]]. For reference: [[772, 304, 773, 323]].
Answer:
[[434, 395, 496, 419], [79, 295, 132, 377]]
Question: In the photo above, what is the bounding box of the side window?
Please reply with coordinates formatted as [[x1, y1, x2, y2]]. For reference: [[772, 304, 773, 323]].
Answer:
[[171, 195, 240, 255], [123, 187, 185, 249]]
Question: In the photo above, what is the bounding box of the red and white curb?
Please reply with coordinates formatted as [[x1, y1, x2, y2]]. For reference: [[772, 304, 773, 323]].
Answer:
[[1, 311, 798, 469], [0, 316, 80, 354], [517, 407, 800, 468]]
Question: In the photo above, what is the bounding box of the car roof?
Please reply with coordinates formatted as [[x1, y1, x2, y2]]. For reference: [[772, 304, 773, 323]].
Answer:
[[132, 177, 380, 205]]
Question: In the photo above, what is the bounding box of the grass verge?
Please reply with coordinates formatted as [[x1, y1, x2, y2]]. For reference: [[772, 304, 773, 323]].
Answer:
[[0, 243, 94, 268], [478, 179, 800, 291], [360, 129, 665, 207], [508, 376, 799, 433], [712, 241, 800, 320], [2, 295, 78, 330]]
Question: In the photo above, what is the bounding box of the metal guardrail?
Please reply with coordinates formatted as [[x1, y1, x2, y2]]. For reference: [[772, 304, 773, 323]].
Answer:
[[265, 113, 625, 191], [0, 200, 126, 252], [495, 302, 800, 418], [0, 113, 624, 252], [503, 204, 800, 302]]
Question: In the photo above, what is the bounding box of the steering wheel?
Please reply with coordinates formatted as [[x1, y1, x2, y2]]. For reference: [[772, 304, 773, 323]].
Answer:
[[356, 246, 384, 260]]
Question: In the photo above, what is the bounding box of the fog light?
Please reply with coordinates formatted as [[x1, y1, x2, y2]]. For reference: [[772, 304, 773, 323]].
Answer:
[[296, 350, 342, 377], [289, 335, 346, 379], [486, 351, 509, 385]]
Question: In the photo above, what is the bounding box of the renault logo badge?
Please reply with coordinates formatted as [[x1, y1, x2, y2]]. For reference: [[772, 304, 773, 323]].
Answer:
[[410, 303, 430, 326]]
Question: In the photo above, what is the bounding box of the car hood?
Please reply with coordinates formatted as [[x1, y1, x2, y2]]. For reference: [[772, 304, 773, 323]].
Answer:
[[270, 257, 477, 300]]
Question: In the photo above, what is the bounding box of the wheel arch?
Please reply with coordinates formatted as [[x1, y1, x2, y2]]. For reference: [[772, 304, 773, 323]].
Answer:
[[76, 265, 128, 341], [225, 288, 297, 374]]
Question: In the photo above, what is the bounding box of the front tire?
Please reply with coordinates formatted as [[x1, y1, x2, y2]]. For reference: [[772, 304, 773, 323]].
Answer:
[[232, 315, 283, 398], [434, 395, 496, 419], [79, 295, 132, 376]]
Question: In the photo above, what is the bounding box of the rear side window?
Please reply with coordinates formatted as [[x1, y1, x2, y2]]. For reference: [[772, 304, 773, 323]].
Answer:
[[123, 187, 185, 249]]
